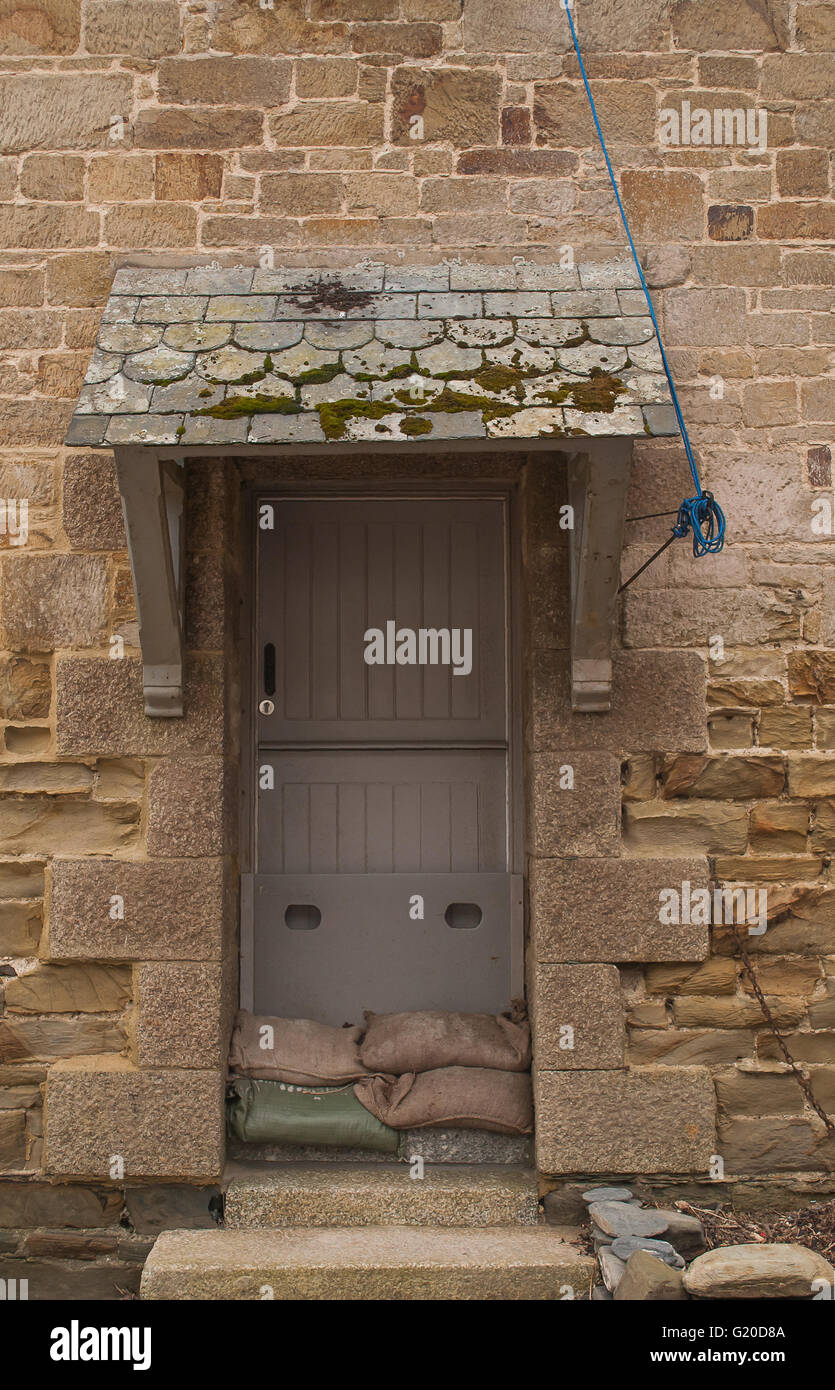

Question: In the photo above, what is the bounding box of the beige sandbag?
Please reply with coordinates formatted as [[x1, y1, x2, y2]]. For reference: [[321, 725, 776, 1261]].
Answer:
[[229, 1011, 381, 1086], [354, 1066, 533, 1135], [360, 1009, 531, 1074]]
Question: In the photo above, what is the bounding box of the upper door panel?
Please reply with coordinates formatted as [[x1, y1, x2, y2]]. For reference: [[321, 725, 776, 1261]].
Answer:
[[257, 497, 508, 744]]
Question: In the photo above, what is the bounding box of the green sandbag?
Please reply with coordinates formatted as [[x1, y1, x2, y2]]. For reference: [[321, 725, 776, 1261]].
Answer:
[[227, 1079, 400, 1153]]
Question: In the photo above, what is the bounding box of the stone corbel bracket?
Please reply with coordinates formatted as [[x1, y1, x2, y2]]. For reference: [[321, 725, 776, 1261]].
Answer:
[[114, 447, 185, 717], [567, 441, 632, 713]]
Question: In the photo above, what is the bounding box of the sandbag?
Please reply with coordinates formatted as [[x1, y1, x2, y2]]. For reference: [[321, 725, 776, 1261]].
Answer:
[[359, 1009, 531, 1074], [354, 1066, 533, 1135], [227, 1078, 400, 1152], [229, 1011, 382, 1086]]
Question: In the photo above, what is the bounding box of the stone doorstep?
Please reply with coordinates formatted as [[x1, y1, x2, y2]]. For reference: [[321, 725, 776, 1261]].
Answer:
[[226, 1127, 532, 1165], [140, 1227, 594, 1300], [223, 1163, 540, 1229]]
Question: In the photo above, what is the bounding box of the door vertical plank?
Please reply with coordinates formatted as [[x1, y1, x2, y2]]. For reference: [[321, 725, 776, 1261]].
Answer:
[[313, 519, 339, 722], [338, 521, 367, 722], [282, 518, 312, 721]]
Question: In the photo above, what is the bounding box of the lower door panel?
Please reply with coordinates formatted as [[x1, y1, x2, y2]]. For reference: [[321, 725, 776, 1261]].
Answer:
[[243, 872, 523, 1025]]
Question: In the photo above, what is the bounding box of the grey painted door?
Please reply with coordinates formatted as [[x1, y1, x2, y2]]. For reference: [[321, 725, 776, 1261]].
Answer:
[[247, 496, 518, 1025]]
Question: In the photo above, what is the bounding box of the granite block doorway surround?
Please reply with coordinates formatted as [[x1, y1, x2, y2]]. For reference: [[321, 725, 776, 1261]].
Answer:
[[32, 259, 717, 1190]]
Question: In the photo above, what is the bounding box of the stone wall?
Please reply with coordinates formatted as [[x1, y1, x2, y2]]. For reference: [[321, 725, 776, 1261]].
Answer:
[[523, 452, 835, 1189], [0, 456, 240, 1183], [0, 0, 834, 1291]]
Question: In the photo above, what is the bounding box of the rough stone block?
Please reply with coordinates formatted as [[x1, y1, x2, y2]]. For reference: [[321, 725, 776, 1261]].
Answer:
[[714, 1069, 805, 1117], [88, 154, 155, 203], [462, 0, 568, 50], [534, 81, 657, 147], [628, 1028, 755, 1066], [534, 964, 624, 1069], [0, 1110, 25, 1169], [530, 752, 621, 857], [124, 1183, 221, 1233], [44, 1057, 225, 1180], [147, 759, 233, 857], [0, 1180, 121, 1228], [0, 796, 140, 855], [531, 856, 710, 962], [158, 57, 291, 107], [788, 756, 835, 798], [84, 0, 180, 56], [46, 251, 115, 308], [796, 3, 835, 50], [390, 67, 500, 146], [0, 0, 81, 55], [670, 0, 779, 51], [134, 963, 227, 1068], [0, 901, 42, 955], [155, 152, 223, 202], [0, 860, 44, 898], [624, 589, 803, 648], [623, 800, 749, 855], [3, 964, 130, 1014], [135, 108, 263, 151], [0, 656, 50, 719], [662, 288, 746, 345], [0, 1018, 123, 1063], [61, 453, 125, 550], [20, 153, 84, 200], [1, 555, 108, 650], [531, 649, 707, 754], [776, 149, 830, 199], [104, 203, 197, 250], [184, 553, 226, 650], [56, 656, 225, 756], [717, 1116, 835, 1175], [574, 0, 671, 51], [48, 858, 229, 962], [0, 1256, 141, 1299], [622, 171, 704, 242], [0, 74, 134, 154], [0, 763, 92, 796], [269, 101, 382, 148], [535, 1067, 716, 1175]]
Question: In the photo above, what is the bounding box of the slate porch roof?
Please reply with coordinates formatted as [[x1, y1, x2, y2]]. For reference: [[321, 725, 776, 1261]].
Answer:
[[65, 260, 677, 449]]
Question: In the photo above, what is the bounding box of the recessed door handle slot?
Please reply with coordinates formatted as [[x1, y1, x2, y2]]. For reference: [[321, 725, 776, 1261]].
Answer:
[[444, 902, 482, 930], [284, 904, 322, 930]]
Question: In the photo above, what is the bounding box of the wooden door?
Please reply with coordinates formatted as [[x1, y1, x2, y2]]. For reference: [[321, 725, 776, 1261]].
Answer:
[[244, 495, 521, 1024]]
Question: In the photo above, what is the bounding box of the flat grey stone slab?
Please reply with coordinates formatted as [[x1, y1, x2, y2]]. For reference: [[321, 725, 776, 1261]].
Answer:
[[611, 1235, 685, 1269], [141, 1227, 595, 1300], [588, 1200, 670, 1239], [582, 1185, 634, 1204], [599, 1245, 627, 1291]]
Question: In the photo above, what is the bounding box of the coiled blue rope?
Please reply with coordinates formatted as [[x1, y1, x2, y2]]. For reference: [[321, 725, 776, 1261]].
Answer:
[[565, 3, 726, 563]]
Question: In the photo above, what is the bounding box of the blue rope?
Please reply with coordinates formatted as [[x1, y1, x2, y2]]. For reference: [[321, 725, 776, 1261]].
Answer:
[[565, 3, 725, 559]]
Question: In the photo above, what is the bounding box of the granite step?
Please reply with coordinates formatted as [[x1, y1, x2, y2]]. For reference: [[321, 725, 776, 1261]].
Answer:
[[224, 1163, 540, 1229], [140, 1226, 594, 1300], [226, 1128, 531, 1164]]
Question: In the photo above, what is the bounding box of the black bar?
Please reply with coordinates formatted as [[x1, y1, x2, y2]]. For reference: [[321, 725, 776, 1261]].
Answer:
[[263, 642, 276, 697]]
